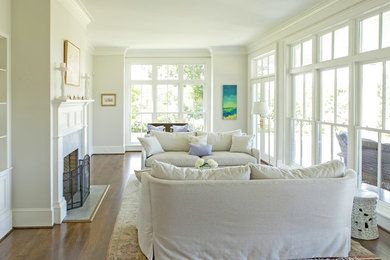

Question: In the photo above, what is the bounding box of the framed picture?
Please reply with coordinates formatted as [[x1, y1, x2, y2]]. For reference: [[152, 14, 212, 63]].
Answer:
[[64, 40, 80, 86], [222, 85, 237, 120], [101, 93, 117, 106]]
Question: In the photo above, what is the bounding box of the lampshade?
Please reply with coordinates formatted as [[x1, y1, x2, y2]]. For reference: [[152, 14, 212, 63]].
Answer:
[[252, 101, 269, 117]]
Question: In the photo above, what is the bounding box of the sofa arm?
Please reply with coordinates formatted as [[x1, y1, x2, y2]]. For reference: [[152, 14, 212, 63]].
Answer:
[[141, 148, 147, 169], [251, 148, 261, 164]]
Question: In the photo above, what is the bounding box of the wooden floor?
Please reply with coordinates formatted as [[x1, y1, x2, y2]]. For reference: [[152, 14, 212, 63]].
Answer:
[[0, 152, 389, 259]]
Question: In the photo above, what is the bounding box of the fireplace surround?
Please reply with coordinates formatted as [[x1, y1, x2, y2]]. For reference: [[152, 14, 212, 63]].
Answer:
[[53, 99, 94, 223]]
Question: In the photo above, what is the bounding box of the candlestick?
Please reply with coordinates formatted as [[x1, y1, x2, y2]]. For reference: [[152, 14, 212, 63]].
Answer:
[[82, 73, 91, 99], [56, 64, 69, 99]]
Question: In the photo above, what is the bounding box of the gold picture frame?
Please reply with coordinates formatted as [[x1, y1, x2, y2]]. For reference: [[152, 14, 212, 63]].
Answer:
[[64, 40, 80, 86], [101, 93, 117, 106]]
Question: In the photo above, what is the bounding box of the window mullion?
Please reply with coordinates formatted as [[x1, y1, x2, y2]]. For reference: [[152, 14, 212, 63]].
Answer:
[[152, 65, 158, 121], [379, 12, 383, 49], [377, 132, 382, 194], [178, 64, 183, 121], [383, 61, 387, 129], [300, 121, 303, 165]]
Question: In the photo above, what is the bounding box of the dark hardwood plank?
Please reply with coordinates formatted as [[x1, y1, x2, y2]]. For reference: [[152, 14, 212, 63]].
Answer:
[[0, 152, 141, 260], [0, 152, 390, 259]]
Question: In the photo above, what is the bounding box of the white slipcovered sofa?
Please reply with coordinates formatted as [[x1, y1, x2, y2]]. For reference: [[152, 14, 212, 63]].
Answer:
[[140, 129, 260, 169], [137, 161, 357, 260]]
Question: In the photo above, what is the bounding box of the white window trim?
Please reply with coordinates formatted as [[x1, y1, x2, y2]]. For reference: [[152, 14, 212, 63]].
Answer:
[[125, 57, 211, 147]]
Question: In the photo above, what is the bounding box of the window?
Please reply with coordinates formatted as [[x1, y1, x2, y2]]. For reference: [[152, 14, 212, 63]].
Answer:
[[292, 39, 312, 68], [128, 62, 207, 143], [287, 8, 390, 208], [319, 26, 349, 61], [251, 51, 276, 164], [360, 11, 390, 53], [319, 67, 349, 163], [359, 60, 390, 202], [291, 73, 313, 166]]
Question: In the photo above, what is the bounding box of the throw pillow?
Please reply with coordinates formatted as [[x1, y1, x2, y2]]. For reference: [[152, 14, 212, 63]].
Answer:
[[230, 135, 254, 154], [249, 160, 345, 179], [147, 125, 164, 134], [151, 160, 250, 180], [173, 124, 189, 132], [196, 129, 242, 151], [150, 130, 194, 151], [188, 135, 208, 145], [138, 136, 164, 157], [189, 144, 213, 156], [134, 169, 151, 182]]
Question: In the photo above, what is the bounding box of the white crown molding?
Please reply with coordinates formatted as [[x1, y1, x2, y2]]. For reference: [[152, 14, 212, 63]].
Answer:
[[209, 46, 247, 56], [93, 47, 127, 56], [125, 48, 211, 58], [58, 0, 93, 28], [246, 0, 365, 53]]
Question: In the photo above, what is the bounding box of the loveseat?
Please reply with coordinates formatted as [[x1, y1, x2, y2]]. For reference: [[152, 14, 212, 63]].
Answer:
[[140, 129, 260, 169], [137, 161, 356, 260]]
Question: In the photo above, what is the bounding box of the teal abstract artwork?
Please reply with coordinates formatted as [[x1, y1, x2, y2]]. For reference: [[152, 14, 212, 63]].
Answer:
[[223, 85, 237, 120]]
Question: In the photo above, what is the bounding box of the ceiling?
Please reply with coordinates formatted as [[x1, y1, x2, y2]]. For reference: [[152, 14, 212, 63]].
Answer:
[[81, 0, 324, 49]]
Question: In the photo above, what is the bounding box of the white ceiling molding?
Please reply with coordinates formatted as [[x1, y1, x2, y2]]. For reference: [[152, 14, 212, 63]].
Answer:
[[209, 46, 248, 56], [125, 49, 211, 58], [59, 0, 93, 28], [93, 47, 127, 56], [246, 0, 362, 53]]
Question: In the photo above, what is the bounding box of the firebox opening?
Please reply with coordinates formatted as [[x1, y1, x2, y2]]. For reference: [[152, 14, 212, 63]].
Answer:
[[63, 150, 90, 210]]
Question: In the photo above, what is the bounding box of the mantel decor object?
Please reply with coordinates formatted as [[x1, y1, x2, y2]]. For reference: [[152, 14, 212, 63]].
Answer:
[[64, 40, 80, 86], [101, 93, 116, 106], [56, 62, 68, 99], [82, 73, 91, 99]]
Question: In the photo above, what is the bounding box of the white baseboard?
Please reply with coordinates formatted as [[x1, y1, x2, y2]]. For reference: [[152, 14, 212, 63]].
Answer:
[[126, 145, 142, 151], [92, 146, 125, 154], [0, 210, 12, 239], [12, 208, 53, 227], [53, 198, 67, 224]]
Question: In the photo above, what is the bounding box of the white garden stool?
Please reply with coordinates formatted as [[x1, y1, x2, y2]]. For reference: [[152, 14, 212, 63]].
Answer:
[[351, 190, 379, 240]]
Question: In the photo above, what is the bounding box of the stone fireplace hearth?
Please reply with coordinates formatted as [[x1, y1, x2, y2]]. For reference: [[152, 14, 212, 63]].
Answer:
[[52, 99, 93, 224]]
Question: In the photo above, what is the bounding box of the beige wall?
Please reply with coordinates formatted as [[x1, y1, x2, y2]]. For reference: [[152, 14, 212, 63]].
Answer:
[[211, 53, 248, 132], [11, 0, 53, 226], [92, 55, 125, 153], [11, 0, 94, 227]]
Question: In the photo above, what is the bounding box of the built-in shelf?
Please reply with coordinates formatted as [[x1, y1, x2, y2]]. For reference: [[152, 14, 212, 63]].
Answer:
[[0, 69, 6, 72], [0, 102, 6, 105], [0, 136, 6, 139]]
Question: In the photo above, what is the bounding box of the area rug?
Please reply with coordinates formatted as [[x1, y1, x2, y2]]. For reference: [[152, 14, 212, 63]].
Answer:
[[64, 185, 109, 223], [107, 178, 379, 260]]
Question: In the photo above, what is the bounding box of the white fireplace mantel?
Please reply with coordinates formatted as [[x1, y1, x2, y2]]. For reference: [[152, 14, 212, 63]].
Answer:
[[52, 98, 94, 224]]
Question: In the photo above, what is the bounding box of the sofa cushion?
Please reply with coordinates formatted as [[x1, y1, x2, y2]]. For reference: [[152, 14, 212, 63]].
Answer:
[[151, 161, 250, 180], [196, 129, 242, 151], [188, 135, 207, 145], [138, 136, 164, 157], [145, 152, 200, 167], [173, 124, 189, 132], [150, 130, 195, 151], [202, 151, 257, 166], [147, 125, 164, 134], [189, 144, 213, 157], [249, 160, 345, 179], [230, 135, 254, 154]]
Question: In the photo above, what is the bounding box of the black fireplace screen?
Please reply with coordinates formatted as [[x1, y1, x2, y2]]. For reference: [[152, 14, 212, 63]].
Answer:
[[63, 153, 90, 210]]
